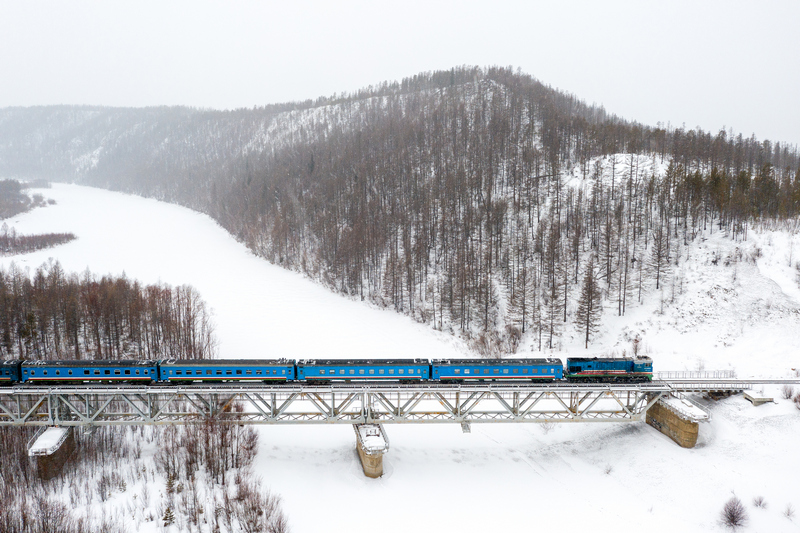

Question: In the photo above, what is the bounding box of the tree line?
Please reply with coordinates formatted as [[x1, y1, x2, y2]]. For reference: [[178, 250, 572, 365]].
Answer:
[[1, 224, 76, 255], [0, 262, 217, 361]]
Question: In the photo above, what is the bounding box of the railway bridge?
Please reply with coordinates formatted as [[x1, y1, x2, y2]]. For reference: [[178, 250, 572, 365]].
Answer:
[[3, 371, 797, 477]]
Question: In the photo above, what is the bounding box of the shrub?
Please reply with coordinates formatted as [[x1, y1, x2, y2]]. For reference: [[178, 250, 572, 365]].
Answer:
[[782, 385, 794, 400], [752, 495, 767, 509], [721, 496, 748, 530]]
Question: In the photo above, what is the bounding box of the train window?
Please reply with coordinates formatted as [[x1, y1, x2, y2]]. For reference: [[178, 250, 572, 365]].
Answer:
[[455, 369, 461, 374], [272, 370, 276, 375], [379, 369, 384, 374], [176, 370, 183, 375], [31, 370, 36, 375], [503, 369, 508, 374], [483, 369, 488, 374], [464, 369, 470, 374], [282, 370, 286, 374], [513, 369, 518, 374], [493, 369, 499, 374], [256, 370, 262, 375], [114, 370, 121, 375], [532, 369, 538, 374], [523, 369, 528, 374], [216, 370, 222, 375], [236, 370, 242, 375], [349, 370, 355, 375], [94, 370, 100, 375], [246, 370, 252, 375], [226, 370, 232, 375], [359, 369, 365, 375], [104, 370, 110, 375], [339, 370, 345, 375], [399, 369, 404, 374], [369, 369, 374, 374], [43, 370, 48, 375], [69, 370, 73, 375], [388, 369, 394, 374], [56, 370, 60, 375]]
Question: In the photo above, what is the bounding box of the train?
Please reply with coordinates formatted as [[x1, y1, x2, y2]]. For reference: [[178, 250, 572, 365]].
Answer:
[[0, 356, 653, 385]]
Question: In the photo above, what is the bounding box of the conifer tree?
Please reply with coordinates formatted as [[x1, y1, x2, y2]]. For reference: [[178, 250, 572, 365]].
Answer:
[[575, 256, 603, 349]]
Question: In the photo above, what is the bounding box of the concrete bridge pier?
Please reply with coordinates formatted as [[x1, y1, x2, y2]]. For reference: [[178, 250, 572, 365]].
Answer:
[[28, 426, 75, 480], [354, 424, 389, 478], [646, 395, 708, 448]]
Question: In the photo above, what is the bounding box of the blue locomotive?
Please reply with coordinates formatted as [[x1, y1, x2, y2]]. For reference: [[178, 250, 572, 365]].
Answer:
[[0, 356, 653, 385], [565, 356, 653, 383]]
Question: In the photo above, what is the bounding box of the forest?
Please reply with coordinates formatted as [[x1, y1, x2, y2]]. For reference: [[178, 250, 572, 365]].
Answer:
[[2, 66, 799, 352], [0, 262, 216, 360]]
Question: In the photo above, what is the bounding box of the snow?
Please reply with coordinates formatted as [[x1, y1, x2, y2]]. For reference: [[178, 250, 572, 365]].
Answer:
[[356, 424, 388, 453], [28, 427, 69, 456], [661, 395, 710, 421], [3, 183, 800, 533]]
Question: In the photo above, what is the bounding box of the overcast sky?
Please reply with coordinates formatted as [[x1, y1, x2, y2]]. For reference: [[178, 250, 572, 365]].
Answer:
[[1, 1, 798, 146]]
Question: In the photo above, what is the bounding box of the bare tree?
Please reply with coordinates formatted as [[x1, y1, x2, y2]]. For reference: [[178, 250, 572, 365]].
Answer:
[[721, 496, 748, 530]]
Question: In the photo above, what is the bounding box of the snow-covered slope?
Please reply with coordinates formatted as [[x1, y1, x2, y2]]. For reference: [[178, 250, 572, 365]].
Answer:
[[2, 184, 799, 533]]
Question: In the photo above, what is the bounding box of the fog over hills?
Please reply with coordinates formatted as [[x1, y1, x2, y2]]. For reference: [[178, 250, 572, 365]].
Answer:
[[2, 66, 799, 353]]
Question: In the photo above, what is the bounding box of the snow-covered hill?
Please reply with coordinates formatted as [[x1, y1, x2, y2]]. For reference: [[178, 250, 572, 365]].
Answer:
[[2, 184, 799, 533]]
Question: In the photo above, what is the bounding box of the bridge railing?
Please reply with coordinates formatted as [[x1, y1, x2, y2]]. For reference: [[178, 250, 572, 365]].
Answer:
[[655, 370, 736, 380]]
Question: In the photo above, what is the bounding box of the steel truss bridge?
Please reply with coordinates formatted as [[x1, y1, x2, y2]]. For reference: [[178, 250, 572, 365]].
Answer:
[[2, 372, 796, 428]]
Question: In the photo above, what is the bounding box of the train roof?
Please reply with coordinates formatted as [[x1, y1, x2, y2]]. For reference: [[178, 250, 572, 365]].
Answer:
[[299, 359, 429, 366], [566, 356, 653, 363], [432, 358, 563, 365], [21, 360, 158, 367], [160, 359, 292, 366], [2, 360, 22, 366]]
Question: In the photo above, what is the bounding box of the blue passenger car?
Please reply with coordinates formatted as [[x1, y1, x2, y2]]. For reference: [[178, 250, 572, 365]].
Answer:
[[20, 360, 158, 383], [1, 360, 22, 383], [296, 359, 430, 381], [431, 358, 563, 381], [158, 359, 295, 382], [565, 356, 653, 382]]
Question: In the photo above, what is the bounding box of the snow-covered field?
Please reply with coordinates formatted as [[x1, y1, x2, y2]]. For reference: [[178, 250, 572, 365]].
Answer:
[[2, 183, 799, 532]]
